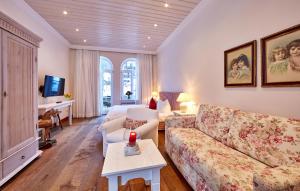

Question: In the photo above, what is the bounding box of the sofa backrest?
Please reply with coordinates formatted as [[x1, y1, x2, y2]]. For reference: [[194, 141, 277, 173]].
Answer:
[[195, 104, 237, 145], [228, 110, 300, 167]]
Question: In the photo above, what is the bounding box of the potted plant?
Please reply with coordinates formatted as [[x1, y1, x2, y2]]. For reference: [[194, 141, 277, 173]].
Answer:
[[125, 91, 133, 100]]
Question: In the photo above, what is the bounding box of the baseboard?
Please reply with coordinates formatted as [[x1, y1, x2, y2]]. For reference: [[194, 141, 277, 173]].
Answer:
[[0, 150, 43, 187]]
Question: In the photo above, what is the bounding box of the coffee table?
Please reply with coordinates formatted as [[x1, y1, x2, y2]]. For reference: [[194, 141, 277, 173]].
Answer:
[[102, 139, 167, 191]]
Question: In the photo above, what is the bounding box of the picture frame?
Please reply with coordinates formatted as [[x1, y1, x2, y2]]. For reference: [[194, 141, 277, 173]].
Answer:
[[224, 40, 257, 87], [261, 24, 300, 87]]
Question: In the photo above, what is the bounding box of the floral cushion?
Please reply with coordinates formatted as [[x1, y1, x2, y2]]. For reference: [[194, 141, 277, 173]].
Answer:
[[123, 118, 147, 130], [195, 104, 236, 144], [228, 110, 300, 167], [166, 127, 267, 191], [253, 165, 300, 191]]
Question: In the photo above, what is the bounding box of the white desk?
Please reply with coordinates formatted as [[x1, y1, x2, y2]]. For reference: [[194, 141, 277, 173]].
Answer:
[[102, 139, 167, 191], [38, 100, 75, 125]]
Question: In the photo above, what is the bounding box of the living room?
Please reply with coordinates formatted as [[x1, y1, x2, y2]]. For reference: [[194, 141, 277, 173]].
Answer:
[[0, 0, 299, 191]]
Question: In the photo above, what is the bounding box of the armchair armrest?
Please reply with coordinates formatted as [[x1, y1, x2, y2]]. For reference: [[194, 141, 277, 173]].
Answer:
[[100, 116, 126, 134], [253, 164, 300, 191], [165, 115, 196, 130], [135, 119, 159, 136]]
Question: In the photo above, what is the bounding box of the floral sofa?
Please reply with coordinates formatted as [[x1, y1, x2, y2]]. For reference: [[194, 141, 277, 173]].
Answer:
[[165, 104, 300, 191]]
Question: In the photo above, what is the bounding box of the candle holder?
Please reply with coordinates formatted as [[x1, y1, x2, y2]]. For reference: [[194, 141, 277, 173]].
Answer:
[[124, 130, 141, 156]]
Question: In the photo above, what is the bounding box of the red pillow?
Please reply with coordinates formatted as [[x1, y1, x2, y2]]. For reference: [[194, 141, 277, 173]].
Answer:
[[149, 97, 157, 110], [123, 118, 147, 130]]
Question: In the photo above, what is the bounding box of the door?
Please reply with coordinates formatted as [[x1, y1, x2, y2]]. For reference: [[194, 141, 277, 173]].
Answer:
[[2, 31, 36, 158], [100, 57, 113, 114]]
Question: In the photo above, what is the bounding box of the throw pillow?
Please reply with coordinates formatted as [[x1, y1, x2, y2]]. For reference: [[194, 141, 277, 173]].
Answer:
[[157, 99, 171, 113], [124, 118, 147, 130], [149, 98, 157, 110]]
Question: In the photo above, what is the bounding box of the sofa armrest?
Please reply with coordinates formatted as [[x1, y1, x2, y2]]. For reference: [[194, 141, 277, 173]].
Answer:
[[253, 164, 300, 191], [165, 115, 196, 130], [99, 116, 126, 134]]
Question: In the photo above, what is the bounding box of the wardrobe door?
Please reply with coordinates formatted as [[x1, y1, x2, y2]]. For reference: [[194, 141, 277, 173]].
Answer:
[[2, 30, 36, 158]]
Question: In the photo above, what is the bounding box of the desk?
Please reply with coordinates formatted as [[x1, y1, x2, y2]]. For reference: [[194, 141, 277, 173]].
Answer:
[[38, 100, 75, 125]]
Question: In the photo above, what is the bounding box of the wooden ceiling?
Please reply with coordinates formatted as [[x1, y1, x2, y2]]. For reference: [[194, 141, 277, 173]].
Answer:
[[25, 0, 201, 52]]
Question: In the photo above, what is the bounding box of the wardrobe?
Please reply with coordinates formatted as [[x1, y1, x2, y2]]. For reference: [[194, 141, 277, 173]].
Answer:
[[0, 11, 42, 186]]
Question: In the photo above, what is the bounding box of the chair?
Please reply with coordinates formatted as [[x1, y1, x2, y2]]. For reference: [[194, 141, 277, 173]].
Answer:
[[101, 108, 159, 157]]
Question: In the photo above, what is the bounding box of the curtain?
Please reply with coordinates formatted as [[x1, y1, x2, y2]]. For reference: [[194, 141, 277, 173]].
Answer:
[[70, 49, 100, 118], [137, 54, 153, 104]]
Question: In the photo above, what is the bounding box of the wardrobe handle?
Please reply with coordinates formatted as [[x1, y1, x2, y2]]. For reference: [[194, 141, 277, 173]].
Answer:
[[21, 155, 25, 159], [3, 91, 7, 97]]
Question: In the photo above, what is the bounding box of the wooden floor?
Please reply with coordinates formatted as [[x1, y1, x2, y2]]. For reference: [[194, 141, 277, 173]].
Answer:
[[1, 118, 193, 191]]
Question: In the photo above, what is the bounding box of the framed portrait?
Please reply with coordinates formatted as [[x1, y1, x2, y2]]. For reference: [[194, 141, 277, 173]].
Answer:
[[261, 24, 300, 87], [224, 40, 257, 87]]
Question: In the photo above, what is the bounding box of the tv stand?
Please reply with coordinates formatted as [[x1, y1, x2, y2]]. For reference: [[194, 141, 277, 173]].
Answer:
[[38, 100, 75, 125]]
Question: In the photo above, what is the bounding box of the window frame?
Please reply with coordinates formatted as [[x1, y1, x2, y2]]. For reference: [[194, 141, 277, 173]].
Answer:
[[120, 58, 138, 101]]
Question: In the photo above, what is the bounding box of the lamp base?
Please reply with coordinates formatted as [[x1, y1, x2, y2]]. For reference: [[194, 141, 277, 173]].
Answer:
[[179, 104, 188, 113]]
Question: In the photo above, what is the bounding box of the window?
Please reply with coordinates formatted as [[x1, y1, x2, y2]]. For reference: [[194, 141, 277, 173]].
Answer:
[[100, 56, 113, 114], [121, 58, 138, 100]]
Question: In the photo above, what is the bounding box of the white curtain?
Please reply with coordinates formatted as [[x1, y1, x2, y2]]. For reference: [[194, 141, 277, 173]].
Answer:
[[70, 49, 100, 118], [137, 54, 153, 104]]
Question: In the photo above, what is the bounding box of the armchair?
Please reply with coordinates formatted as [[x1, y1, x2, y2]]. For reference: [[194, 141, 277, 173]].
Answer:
[[101, 108, 159, 157]]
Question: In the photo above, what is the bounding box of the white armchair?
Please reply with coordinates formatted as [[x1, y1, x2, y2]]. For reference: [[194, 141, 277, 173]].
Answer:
[[101, 108, 159, 157]]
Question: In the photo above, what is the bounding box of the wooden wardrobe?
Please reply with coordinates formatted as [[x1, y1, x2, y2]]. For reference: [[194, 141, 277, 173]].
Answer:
[[0, 11, 42, 186]]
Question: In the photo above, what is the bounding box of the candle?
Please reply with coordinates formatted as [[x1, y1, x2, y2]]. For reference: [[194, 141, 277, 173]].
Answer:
[[129, 132, 137, 146]]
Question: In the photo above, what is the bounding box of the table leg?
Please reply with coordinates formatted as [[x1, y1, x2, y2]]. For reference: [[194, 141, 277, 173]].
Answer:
[[108, 176, 118, 191], [151, 168, 160, 191], [68, 104, 72, 125]]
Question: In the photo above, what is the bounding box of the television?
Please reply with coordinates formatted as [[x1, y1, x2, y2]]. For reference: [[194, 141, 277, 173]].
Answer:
[[42, 75, 65, 97]]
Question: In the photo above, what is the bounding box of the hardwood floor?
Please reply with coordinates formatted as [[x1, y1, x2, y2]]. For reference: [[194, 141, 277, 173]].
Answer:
[[1, 118, 192, 191]]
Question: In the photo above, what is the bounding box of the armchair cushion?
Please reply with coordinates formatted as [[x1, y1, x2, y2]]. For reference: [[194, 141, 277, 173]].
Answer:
[[253, 165, 300, 191], [124, 117, 147, 130]]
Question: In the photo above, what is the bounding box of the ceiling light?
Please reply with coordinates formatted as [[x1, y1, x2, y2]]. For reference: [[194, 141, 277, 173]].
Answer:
[[164, 3, 169, 8], [63, 10, 68, 15], [154, 24, 158, 27], [83, 39, 87, 43], [147, 36, 151, 40], [75, 28, 79, 32]]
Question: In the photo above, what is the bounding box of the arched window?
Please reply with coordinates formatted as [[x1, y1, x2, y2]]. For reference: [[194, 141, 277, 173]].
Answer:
[[120, 58, 138, 100], [100, 56, 113, 114]]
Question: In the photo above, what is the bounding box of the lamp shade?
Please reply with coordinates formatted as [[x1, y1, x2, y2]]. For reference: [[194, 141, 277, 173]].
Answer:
[[176, 93, 192, 102], [151, 91, 158, 97]]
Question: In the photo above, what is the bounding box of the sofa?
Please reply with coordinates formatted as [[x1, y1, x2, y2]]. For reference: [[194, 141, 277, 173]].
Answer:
[[165, 104, 300, 191]]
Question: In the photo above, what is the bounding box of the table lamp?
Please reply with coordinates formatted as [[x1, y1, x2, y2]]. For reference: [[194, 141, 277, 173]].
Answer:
[[176, 93, 192, 113]]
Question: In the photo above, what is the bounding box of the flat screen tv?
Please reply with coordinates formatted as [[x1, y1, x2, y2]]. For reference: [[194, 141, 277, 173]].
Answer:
[[42, 75, 65, 97]]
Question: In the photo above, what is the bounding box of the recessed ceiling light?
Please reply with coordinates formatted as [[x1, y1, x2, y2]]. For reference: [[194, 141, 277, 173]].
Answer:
[[164, 3, 169, 8], [75, 28, 79, 32], [63, 10, 68, 15], [83, 39, 87, 43], [154, 24, 158, 27], [147, 36, 151, 40]]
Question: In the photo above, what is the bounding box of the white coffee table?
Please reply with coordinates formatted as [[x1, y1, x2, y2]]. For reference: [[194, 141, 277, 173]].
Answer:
[[102, 139, 167, 191]]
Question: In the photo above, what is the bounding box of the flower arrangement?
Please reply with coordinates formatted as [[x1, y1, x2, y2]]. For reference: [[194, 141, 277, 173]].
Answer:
[[64, 93, 72, 99], [125, 91, 133, 99]]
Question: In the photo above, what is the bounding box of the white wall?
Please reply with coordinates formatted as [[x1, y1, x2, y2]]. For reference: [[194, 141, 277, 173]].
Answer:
[[0, 0, 70, 117], [157, 0, 300, 118]]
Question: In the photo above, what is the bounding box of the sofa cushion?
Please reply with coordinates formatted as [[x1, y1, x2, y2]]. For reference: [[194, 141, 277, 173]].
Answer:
[[195, 104, 236, 144], [228, 110, 300, 167], [166, 127, 267, 190]]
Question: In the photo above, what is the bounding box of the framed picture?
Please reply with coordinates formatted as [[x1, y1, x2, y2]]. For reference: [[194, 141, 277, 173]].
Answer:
[[261, 24, 300, 87], [224, 40, 257, 87]]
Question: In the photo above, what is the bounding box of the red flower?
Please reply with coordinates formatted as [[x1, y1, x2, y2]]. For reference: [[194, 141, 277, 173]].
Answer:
[[284, 136, 294, 142], [239, 130, 248, 139]]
